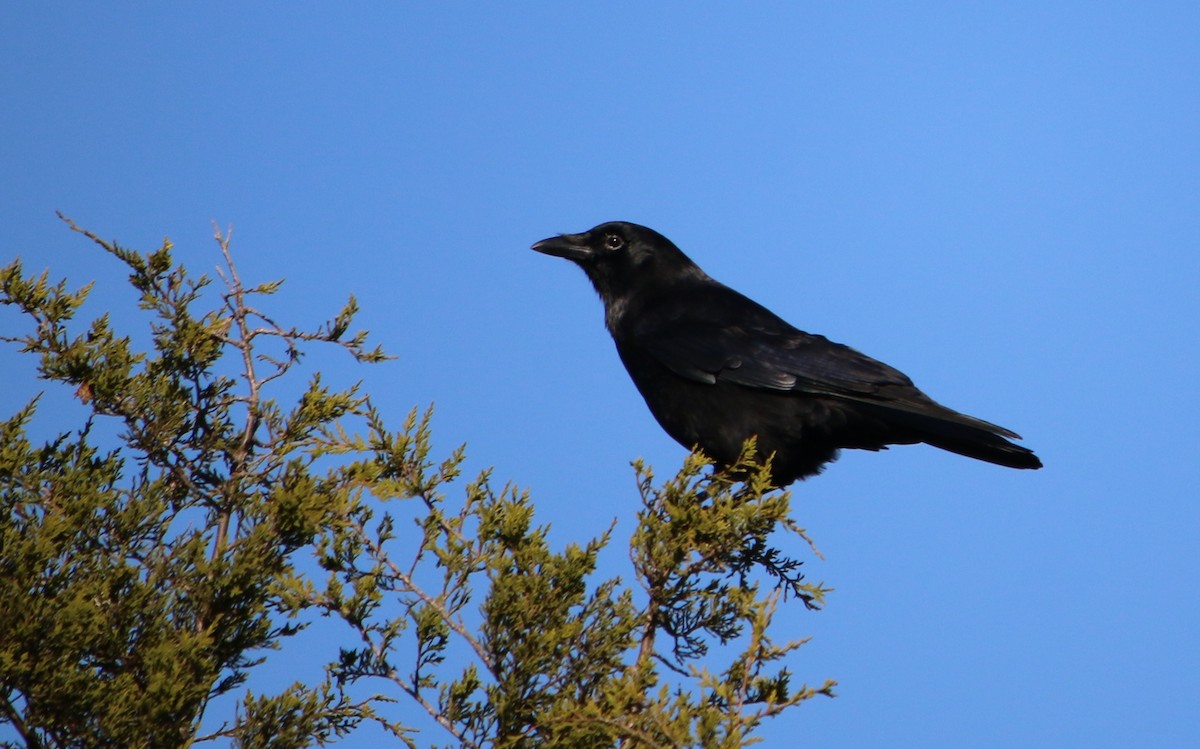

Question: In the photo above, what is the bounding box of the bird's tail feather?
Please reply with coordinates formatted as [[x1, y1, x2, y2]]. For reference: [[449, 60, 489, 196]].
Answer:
[[865, 401, 1043, 470], [921, 429, 1042, 470]]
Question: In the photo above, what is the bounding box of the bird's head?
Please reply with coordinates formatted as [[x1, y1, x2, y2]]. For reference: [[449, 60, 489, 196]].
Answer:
[[531, 221, 704, 305]]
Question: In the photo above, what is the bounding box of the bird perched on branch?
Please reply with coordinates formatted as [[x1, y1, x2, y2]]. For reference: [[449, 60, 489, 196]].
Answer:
[[532, 221, 1041, 486]]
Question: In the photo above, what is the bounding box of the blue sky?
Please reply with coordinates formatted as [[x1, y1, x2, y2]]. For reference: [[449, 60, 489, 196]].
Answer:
[[3, 3, 1198, 747]]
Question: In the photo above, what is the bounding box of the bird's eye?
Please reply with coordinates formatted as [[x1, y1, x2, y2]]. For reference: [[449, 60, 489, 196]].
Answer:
[[604, 233, 625, 250]]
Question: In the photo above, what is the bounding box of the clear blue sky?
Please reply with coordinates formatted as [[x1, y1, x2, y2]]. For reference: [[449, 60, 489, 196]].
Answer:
[[3, 3, 1197, 747]]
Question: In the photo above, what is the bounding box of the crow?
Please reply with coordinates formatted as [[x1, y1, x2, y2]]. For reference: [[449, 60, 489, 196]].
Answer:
[[532, 221, 1041, 486]]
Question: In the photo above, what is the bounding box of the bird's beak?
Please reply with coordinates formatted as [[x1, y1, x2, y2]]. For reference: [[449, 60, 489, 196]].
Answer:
[[531, 233, 592, 262]]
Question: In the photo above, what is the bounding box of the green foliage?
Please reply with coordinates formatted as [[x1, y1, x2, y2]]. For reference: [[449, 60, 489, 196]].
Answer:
[[1, 218, 833, 749], [304, 431, 834, 748], [1, 219, 393, 747]]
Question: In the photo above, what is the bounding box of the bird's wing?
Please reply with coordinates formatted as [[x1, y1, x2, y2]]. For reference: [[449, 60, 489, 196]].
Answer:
[[631, 309, 1022, 439], [635, 317, 915, 398]]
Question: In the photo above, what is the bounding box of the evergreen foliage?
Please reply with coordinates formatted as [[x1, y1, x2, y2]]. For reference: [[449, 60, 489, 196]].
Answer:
[[0, 219, 833, 748]]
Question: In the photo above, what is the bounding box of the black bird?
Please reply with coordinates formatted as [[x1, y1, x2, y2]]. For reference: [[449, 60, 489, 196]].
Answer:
[[532, 221, 1041, 486]]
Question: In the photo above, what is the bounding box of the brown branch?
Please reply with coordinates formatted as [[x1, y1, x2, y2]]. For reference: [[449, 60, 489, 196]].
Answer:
[[385, 666, 482, 749], [0, 693, 39, 748], [351, 516, 493, 672]]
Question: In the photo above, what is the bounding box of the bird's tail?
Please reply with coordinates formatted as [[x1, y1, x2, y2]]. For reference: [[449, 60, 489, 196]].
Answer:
[[921, 425, 1043, 470], [867, 401, 1043, 470]]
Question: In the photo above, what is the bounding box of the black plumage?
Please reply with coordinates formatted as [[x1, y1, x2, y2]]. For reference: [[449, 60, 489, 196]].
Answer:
[[532, 221, 1041, 486]]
